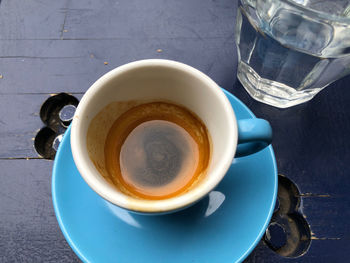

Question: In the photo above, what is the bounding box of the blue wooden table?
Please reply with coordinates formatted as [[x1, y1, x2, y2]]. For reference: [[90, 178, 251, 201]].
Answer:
[[0, 0, 349, 262]]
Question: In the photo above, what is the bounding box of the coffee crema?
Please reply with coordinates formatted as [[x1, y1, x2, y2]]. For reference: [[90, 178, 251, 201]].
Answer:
[[104, 102, 211, 200]]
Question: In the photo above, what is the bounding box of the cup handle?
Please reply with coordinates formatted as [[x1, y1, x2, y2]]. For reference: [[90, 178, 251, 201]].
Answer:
[[235, 119, 272, 157]]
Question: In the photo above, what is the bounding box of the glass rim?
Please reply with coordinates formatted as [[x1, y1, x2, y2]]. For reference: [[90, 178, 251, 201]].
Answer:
[[284, 0, 350, 23]]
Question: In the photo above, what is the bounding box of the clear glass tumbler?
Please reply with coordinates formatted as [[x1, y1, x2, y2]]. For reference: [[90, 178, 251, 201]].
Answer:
[[235, 0, 350, 108]]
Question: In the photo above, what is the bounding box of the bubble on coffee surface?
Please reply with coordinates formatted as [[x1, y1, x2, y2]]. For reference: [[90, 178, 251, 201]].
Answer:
[[120, 120, 198, 190]]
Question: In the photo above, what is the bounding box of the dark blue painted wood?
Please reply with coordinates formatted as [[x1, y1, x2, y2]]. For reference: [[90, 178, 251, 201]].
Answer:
[[0, 159, 79, 262], [0, 0, 349, 262], [0, 38, 236, 94], [234, 76, 350, 262]]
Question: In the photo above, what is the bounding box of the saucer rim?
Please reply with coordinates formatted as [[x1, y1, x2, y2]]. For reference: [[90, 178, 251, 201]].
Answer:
[[52, 89, 277, 263]]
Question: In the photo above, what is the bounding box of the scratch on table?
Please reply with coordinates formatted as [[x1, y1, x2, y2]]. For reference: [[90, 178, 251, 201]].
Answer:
[[223, 30, 236, 45], [311, 237, 341, 240], [173, 23, 204, 41], [311, 231, 341, 240], [60, 0, 72, 39], [47, 92, 84, 96], [299, 193, 331, 197], [0, 157, 44, 160], [0, 192, 23, 203], [0, 56, 83, 59], [60, 8, 94, 12], [205, 61, 215, 74], [0, 36, 229, 41]]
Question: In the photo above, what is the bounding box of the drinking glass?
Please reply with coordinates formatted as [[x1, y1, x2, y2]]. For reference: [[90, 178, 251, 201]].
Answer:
[[235, 0, 350, 108]]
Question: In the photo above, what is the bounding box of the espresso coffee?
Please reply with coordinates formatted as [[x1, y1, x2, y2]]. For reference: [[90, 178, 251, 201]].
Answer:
[[104, 102, 211, 200]]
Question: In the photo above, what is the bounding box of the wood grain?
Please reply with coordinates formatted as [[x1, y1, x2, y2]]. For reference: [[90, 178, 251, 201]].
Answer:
[[0, 0, 349, 261], [0, 38, 237, 94], [0, 159, 80, 262]]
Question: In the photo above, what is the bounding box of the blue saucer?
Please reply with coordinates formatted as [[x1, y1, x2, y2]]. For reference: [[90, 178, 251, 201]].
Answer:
[[52, 90, 277, 263]]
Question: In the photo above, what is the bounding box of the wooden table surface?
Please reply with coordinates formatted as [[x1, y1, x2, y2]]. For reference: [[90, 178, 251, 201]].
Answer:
[[0, 0, 349, 262]]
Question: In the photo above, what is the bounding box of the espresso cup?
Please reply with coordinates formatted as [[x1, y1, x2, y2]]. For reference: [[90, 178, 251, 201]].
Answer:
[[71, 59, 272, 215]]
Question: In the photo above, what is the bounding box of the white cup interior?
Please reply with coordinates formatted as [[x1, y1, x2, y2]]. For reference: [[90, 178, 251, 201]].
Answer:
[[71, 59, 237, 213]]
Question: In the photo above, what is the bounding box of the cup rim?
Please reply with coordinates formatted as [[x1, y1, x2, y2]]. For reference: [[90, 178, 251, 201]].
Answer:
[[71, 59, 237, 214]]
